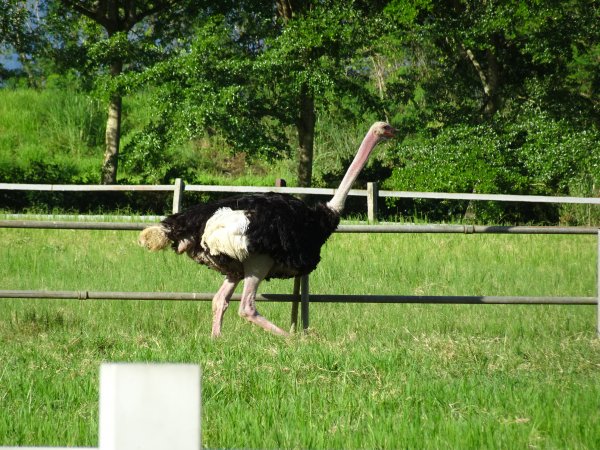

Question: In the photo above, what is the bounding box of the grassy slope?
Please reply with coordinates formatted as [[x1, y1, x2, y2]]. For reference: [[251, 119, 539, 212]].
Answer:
[[0, 89, 105, 179], [0, 226, 598, 448]]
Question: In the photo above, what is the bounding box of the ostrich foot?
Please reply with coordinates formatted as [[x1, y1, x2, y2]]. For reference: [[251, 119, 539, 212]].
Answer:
[[240, 311, 290, 337]]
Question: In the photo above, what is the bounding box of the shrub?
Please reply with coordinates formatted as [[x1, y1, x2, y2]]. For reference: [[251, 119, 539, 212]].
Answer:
[[382, 114, 600, 224]]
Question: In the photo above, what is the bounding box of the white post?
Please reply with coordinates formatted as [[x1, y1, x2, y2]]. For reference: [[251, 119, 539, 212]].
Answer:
[[367, 182, 378, 223], [172, 178, 185, 214], [99, 363, 201, 450]]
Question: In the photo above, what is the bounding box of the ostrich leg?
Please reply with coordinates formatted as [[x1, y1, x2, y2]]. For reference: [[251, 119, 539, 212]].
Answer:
[[239, 254, 290, 337], [211, 276, 240, 338]]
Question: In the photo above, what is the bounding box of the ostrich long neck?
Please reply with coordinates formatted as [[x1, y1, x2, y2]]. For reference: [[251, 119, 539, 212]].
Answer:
[[327, 129, 381, 213]]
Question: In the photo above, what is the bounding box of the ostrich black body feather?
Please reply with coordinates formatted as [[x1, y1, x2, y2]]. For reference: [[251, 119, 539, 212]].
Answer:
[[160, 192, 340, 279]]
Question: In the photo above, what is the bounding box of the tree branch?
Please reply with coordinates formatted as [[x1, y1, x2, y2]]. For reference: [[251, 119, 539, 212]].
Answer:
[[60, 0, 180, 33], [59, 0, 110, 29], [127, 0, 180, 28]]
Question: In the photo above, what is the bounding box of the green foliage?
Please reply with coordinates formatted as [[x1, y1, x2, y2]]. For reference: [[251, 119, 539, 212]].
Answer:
[[567, 42, 600, 112], [124, 16, 290, 168], [506, 111, 600, 195], [257, 1, 378, 109], [123, 1, 386, 182], [382, 0, 600, 128], [383, 113, 600, 223], [1, 0, 599, 223]]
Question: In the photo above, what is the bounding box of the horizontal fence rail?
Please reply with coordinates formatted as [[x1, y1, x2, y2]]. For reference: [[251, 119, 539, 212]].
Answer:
[[3, 181, 600, 203], [378, 190, 600, 204], [0, 220, 146, 230], [336, 224, 600, 235], [0, 183, 176, 192], [0, 290, 595, 305], [2, 180, 600, 220], [0, 220, 598, 235]]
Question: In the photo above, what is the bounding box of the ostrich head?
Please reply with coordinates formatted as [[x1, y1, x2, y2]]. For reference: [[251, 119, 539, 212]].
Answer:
[[371, 121, 397, 140]]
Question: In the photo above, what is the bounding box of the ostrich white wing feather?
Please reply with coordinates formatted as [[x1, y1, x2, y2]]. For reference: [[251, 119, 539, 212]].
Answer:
[[201, 207, 250, 261]]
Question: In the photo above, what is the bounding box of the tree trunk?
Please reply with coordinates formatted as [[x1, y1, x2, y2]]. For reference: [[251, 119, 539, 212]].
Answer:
[[17, 53, 40, 89], [482, 48, 500, 118], [102, 94, 122, 184], [101, 61, 123, 184], [275, 0, 315, 188], [296, 85, 316, 188], [464, 45, 500, 118], [276, 0, 305, 21], [276, 0, 294, 20]]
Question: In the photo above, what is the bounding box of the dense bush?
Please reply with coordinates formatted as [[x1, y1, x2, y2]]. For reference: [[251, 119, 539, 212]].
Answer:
[[382, 113, 600, 224]]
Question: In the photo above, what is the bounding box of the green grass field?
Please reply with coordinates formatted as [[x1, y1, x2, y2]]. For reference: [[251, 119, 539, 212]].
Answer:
[[0, 224, 599, 448]]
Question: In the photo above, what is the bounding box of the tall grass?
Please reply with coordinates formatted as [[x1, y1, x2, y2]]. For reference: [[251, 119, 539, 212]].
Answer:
[[0, 89, 104, 157], [0, 226, 598, 448], [0, 88, 105, 184]]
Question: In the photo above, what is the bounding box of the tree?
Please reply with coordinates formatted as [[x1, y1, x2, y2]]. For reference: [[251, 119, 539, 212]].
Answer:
[[121, 13, 290, 183], [130, 0, 385, 187], [0, 0, 45, 87], [263, 0, 384, 186], [383, 0, 600, 128], [55, 0, 193, 184]]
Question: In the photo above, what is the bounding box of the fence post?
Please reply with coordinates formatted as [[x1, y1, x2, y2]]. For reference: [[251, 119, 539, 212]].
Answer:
[[274, 178, 303, 333], [367, 182, 379, 223], [290, 276, 300, 332], [597, 230, 599, 337], [99, 363, 201, 450], [172, 178, 185, 214], [301, 275, 310, 331]]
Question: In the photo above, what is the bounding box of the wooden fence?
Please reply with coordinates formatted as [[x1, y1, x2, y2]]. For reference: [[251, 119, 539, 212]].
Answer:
[[0, 182, 599, 335], [2, 179, 600, 220]]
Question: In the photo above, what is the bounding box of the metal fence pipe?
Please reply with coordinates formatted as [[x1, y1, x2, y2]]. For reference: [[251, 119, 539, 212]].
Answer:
[[307, 294, 596, 305], [300, 275, 310, 330], [1, 220, 598, 235], [336, 224, 599, 235], [0, 221, 145, 230], [0, 290, 595, 305], [0, 290, 298, 302]]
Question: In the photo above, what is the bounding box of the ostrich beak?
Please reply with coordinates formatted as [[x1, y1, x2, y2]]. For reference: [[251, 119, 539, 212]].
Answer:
[[383, 125, 397, 139]]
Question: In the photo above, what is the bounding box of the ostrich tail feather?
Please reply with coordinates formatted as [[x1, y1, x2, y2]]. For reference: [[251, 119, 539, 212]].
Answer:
[[139, 225, 171, 251]]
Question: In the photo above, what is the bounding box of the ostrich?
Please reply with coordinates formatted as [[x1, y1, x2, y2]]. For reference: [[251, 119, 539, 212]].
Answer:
[[139, 121, 396, 337]]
